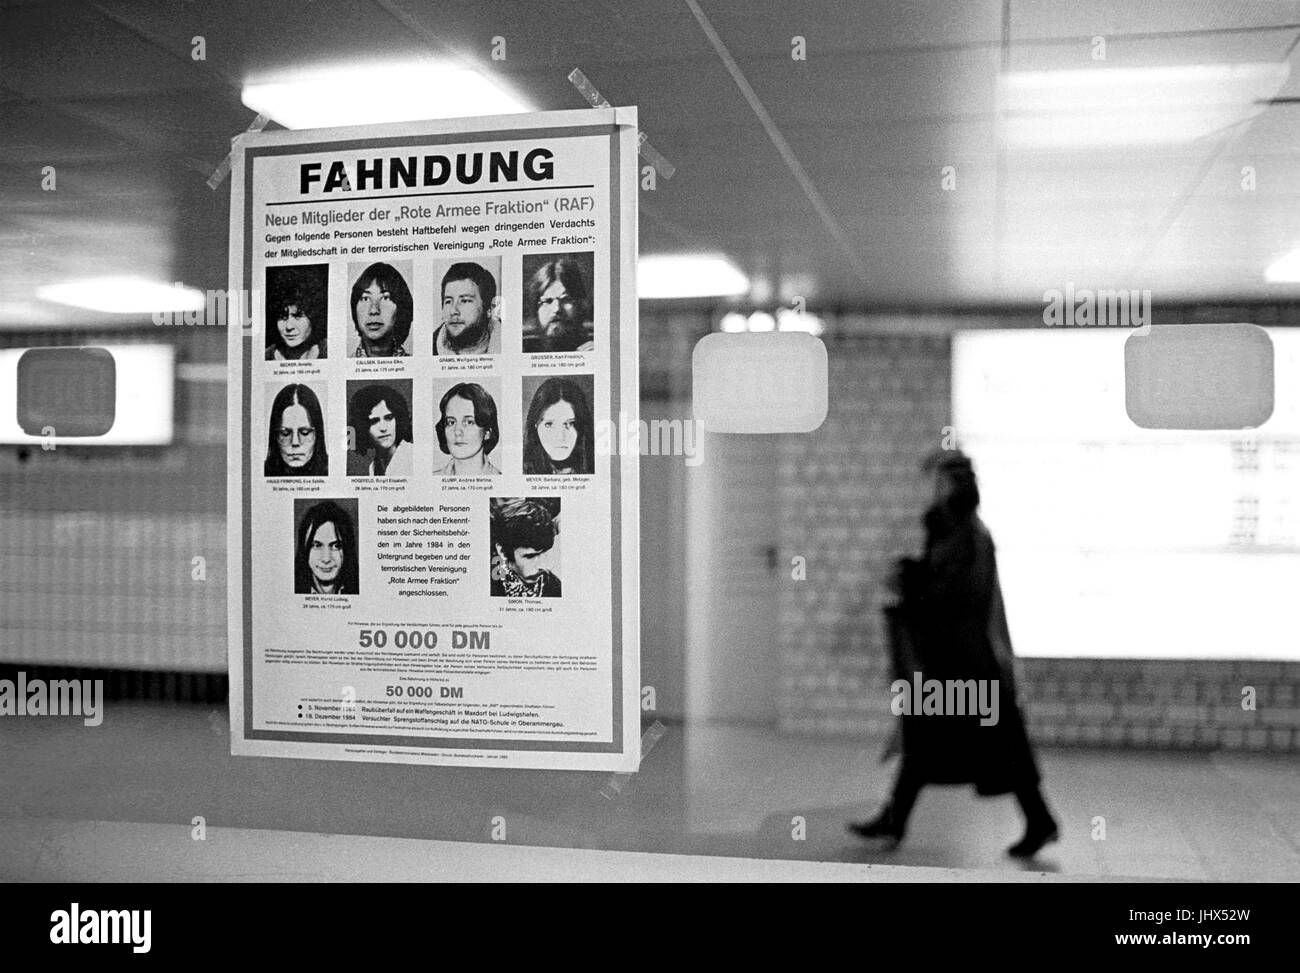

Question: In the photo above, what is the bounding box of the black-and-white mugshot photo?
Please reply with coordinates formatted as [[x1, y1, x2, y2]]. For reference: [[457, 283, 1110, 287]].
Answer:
[[346, 379, 413, 477], [522, 251, 595, 353], [348, 260, 414, 358], [489, 497, 561, 599], [433, 379, 501, 477], [521, 374, 595, 475], [264, 382, 328, 477], [265, 265, 328, 361], [293, 498, 359, 596], [432, 257, 501, 356]]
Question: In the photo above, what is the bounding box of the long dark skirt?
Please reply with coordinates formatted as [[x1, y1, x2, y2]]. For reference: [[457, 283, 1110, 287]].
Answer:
[[898, 694, 1040, 796], [887, 608, 1040, 796]]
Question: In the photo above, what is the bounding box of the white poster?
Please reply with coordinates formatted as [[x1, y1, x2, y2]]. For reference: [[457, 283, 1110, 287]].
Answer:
[[226, 109, 640, 770]]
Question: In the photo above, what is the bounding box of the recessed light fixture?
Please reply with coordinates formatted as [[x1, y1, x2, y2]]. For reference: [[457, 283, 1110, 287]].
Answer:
[[36, 278, 206, 314], [777, 308, 824, 335], [1000, 62, 1289, 148], [242, 62, 531, 129], [639, 254, 749, 299]]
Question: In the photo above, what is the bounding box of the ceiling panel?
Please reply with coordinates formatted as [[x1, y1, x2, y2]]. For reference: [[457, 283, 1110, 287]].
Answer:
[[1, 0, 1299, 326], [1009, 0, 1300, 40], [0, 3, 226, 99]]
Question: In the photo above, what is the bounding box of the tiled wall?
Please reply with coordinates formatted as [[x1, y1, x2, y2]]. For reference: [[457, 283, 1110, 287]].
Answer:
[[776, 332, 1300, 753], [0, 328, 228, 672]]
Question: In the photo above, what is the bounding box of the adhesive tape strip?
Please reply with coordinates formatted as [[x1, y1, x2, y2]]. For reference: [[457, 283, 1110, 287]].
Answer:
[[207, 113, 272, 190], [567, 69, 675, 180]]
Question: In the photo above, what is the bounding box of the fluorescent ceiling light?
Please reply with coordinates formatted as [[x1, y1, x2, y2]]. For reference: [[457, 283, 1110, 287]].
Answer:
[[37, 278, 205, 314], [1265, 248, 1300, 283], [639, 254, 749, 299], [242, 62, 530, 129], [1000, 63, 1289, 148]]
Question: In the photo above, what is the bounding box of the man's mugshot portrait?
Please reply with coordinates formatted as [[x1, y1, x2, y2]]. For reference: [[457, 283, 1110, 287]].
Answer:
[[433, 258, 501, 356], [522, 252, 595, 353], [293, 499, 359, 595], [489, 497, 562, 599]]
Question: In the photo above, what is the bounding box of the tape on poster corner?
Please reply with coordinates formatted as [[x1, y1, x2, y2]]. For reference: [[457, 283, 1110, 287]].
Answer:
[[598, 720, 667, 799], [568, 68, 676, 180], [206, 113, 272, 190]]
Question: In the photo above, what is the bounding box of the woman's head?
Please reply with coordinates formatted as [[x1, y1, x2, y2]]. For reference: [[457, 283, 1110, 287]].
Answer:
[[266, 384, 327, 476], [527, 257, 591, 332], [436, 382, 499, 460], [350, 262, 413, 351], [491, 499, 558, 580], [523, 378, 593, 474], [348, 383, 412, 454], [922, 449, 979, 516], [295, 500, 358, 594], [267, 271, 326, 354]]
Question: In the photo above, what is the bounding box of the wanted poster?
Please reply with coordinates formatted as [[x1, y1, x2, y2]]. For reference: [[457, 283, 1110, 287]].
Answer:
[[226, 109, 640, 770]]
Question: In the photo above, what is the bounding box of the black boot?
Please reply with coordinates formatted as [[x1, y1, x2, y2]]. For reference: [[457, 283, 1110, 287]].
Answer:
[[847, 806, 903, 850], [849, 767, 923, 849], [1008, 786, 1059, 858], [1007, 820, 1059, 858]]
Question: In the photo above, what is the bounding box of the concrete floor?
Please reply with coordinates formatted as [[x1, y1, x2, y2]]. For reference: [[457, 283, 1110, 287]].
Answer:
[[1, 702, 1296, 881]]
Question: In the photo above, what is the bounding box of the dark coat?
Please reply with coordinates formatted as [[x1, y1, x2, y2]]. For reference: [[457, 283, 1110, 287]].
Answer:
[[885, 506, 1040, 796]]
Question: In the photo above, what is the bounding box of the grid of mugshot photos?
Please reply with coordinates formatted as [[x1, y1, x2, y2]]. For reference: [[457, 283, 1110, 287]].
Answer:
[[259, 251, 599, 602]]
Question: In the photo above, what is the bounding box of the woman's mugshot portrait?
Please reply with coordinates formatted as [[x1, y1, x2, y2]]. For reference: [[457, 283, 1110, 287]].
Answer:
[[489, 497, 561, 599], [293, 499, 359, 596], [522, 252, 595, 353], [522, 375, 595, 476], [346, 380, 413, 477], [348, 260, 414, 359], [265, 265, 328, 361], [434, 381, 501, 477], [264, 383, 328, 477]]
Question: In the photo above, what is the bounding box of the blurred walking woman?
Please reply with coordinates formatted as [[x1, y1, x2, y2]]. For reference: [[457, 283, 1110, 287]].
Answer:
[[850, 450, 1060, 859], [295, 501, 358, 595], [265, 384, 328, 477], [523, 377, 594, 475]]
